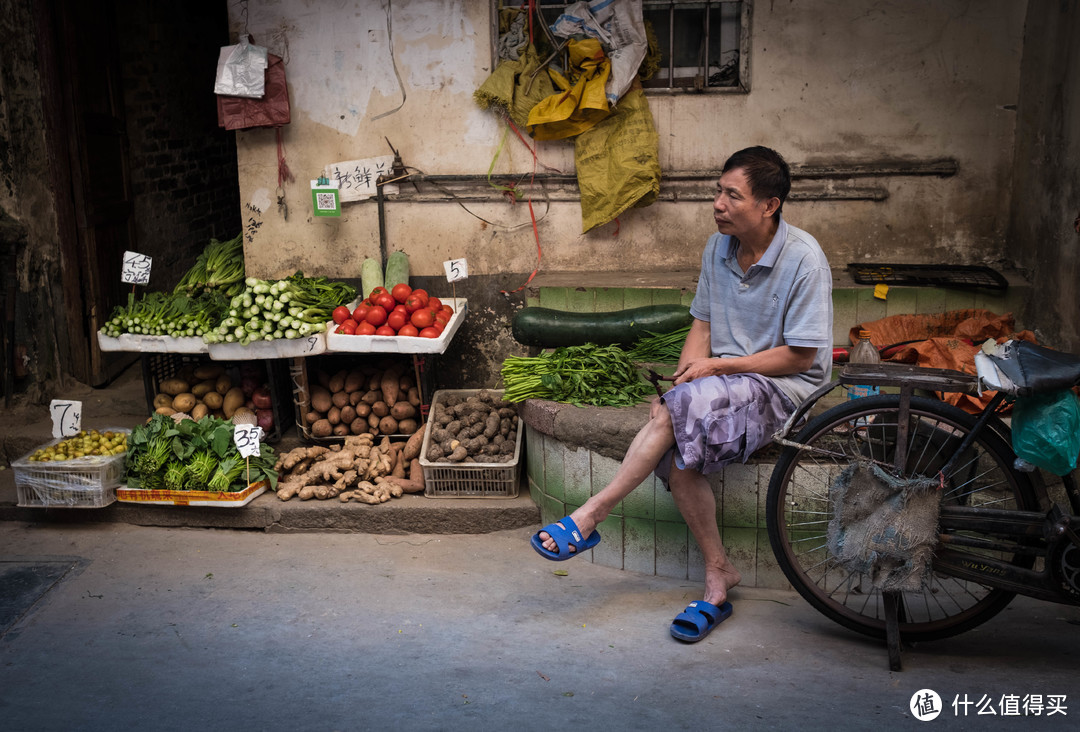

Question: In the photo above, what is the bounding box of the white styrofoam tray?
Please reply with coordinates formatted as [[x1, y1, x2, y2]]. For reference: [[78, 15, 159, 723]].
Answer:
[[325, 298, 467, 354], [97, 331, 208, 354], [207, 332, 328, 361]]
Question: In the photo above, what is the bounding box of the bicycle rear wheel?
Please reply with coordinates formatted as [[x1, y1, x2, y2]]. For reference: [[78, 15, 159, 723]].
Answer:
[[767, 394, 1041, 642]]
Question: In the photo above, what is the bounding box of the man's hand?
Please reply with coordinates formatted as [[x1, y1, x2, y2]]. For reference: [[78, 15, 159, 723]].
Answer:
[[673, 357, 722, 385]]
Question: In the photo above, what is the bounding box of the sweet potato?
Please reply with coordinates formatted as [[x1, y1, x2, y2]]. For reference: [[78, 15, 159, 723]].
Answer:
[[378, 415, 399, 435], [328, 369, 348, 394], [381, 370, 400, 407], [402, 422, 426, 461], [327, 406, 341, 425], [390, 402, 416, 421], [311, 419, 333, 438], [332, 390, 350, 408], [371, 401, 389, 418], [396, 419, 418, 435], [344, 370, 366, 393]]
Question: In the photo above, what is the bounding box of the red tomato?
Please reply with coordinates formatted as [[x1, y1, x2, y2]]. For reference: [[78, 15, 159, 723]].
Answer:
[[431, 320, 445, 334], [340, 321, 356, 335], [392, 304, 408, 315], [352, 305, 370, 323], [410, 308, 434, 329], [356, 320, 376, 336], [373, 292, 396, 311], [386, 310, 407, 331], [419, 327, 439, 338], [369, 286, 389, 297], [404, 294, 425, 313], [398, 323, 419, 337], [391, 283, 412, 303], [335, 325, 346, 334], [375, 325, 396, 336], [426, 297, 443, 312], [365, 305, 388, 327], [411, 288, 429, 303], [433, 311, 450, 327], [332, 305, 351, 325], [439, 305, 454, 318]]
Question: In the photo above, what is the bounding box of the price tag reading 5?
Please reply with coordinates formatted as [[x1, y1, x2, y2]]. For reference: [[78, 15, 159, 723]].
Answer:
[[443, 258, 468, 283], [233, 425, 263, 458], [121, 251, 153, 285], [50, 400, 83, 439]]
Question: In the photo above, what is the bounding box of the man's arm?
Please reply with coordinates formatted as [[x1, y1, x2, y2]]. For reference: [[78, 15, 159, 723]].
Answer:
[[673, 343, 818, 386]]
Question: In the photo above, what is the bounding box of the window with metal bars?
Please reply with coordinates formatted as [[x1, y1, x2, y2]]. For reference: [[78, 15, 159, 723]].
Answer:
[[493, 1, 751, 93]]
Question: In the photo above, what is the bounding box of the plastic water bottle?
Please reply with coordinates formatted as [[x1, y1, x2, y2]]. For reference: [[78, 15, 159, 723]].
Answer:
[[847, 330, 881, 402]]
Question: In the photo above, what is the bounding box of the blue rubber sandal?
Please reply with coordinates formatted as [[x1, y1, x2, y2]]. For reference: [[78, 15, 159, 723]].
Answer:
[[670, 600, 733, 642], [531, 516, 601, 561]]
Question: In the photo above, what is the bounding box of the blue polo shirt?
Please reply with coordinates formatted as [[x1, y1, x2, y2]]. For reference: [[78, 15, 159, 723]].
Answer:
[[689, 218, 833, 404]]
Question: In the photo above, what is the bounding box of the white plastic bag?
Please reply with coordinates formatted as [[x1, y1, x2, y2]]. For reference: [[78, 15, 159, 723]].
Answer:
[[214, 36, 269, 99]]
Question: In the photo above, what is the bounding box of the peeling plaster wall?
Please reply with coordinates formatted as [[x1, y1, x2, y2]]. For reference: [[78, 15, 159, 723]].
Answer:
[[233, 0, 1026, 282], [1010, 2, 1080, 351]]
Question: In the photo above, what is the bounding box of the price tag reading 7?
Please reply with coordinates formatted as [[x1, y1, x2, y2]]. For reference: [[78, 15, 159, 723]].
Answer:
[[50, 400, 82, 439], [121, 251, 153, 285], [233, 425, 263, 458], [443, 258, 468, 283]]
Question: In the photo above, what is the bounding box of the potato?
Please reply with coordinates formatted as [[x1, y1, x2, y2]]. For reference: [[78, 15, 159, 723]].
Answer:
[[202, 391, 223, 410], [194, 364, 225, 380], [222, 387, 245, 418], [310, 419, 333, 438], [328, 369, 348, 394], [153, 393, 173, 410], [390, 402, 416, 421], [155, 406, 176, 416], [191, 403, 210, 421], [191, 379, 216, 398], [310, 385, 333, 413], [344, 370, 366, 393], [171, 393, 197, 413], [160, 378, 190, 396], [215, 375, 233, 395]]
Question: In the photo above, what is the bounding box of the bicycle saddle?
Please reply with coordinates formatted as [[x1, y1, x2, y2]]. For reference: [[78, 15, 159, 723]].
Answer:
[[975, 339, 1080, 396]]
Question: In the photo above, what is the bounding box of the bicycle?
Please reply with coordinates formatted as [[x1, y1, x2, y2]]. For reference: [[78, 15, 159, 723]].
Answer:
[[765, 343, 1080, 670]]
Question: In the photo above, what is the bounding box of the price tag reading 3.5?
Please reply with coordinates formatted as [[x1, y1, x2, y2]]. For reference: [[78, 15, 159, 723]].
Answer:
[[443, 258, 468, 283], [233, 425, 263, 458], [50, 400, 82, 439], [121, 251, 153, 285]]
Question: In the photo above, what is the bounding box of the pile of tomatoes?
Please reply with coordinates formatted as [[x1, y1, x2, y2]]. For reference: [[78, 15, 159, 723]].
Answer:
[[332, 283, 455, 338]]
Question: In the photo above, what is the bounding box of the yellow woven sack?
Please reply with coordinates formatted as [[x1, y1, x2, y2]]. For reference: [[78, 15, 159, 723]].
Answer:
[[526, 39, 611, 141]]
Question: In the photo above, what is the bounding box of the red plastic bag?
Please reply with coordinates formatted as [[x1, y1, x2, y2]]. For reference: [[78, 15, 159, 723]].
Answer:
[[216, 52, 290, 130]]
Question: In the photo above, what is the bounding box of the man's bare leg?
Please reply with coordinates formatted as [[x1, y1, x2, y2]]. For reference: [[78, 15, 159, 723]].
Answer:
[[539, 402, 677, 554], [668, 465, 741, 606]]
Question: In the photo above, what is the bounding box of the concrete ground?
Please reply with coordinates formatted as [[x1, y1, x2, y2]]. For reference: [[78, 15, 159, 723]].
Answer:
[[1, 364, 1079, 729], [1, 523, 1079, 730]]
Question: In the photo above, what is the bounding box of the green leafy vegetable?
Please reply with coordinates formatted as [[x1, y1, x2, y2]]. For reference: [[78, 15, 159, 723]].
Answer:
[[501, 344, 654, 407]]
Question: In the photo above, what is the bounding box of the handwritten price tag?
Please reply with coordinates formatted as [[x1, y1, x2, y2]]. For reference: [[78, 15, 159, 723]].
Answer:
[[444, 258, 468, 283], [121, 251, 153, 285], [50, 400, 82, 439], [233, 425, 263, 458]]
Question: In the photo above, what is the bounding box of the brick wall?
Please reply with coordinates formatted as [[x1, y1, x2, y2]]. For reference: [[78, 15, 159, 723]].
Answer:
[[116, 1, 240, 289]]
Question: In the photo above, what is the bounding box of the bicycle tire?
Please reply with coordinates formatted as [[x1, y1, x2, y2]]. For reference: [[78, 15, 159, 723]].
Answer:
[[767, 393, 1041, 642]]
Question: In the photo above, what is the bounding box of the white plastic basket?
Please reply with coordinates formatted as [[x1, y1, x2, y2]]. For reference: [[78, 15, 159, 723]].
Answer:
[[11, 430, 130, 508], [418, 389, 521, 498]]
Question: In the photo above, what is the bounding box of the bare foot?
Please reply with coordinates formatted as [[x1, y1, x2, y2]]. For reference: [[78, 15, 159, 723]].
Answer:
[[703, 562, 742, 607], [539, 510, 598, 554]]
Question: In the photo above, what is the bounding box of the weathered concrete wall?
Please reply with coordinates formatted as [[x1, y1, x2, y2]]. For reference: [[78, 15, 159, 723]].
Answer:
[[1009, 2, 1080, 351], [0, 0, 66, 398], [233, 0, 1027, 283]]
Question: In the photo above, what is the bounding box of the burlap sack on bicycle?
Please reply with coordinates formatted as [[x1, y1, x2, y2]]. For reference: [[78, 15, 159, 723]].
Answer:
[[828, 460, 940, 592]]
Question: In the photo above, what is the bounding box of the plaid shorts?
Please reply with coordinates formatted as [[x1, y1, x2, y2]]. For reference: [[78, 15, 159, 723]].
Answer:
[[654, 373, 796, 488]]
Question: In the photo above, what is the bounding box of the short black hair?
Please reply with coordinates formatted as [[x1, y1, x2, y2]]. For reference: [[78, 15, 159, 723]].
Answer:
[[721, 146, 791, 218]]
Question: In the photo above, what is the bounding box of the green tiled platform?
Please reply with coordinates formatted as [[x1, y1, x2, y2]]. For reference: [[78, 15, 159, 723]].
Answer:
[[521, 270, 1031, 587], [525, 424, 789, 588]]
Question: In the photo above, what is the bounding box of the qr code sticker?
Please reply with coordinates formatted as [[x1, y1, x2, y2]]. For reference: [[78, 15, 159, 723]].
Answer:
[[316, 192, 337, 210]]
